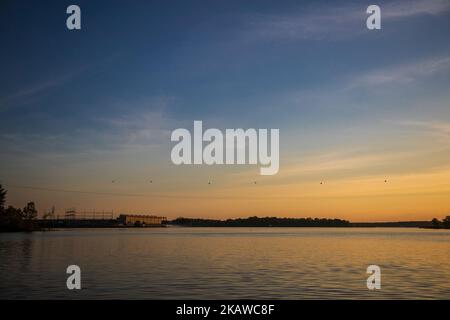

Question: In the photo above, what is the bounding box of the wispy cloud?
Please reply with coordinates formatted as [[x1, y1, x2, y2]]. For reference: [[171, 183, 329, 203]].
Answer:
[[0, 69, 86, 112], [244, 7, 363, 41], [0, 95, 178, 159], [396, 120, 450, 137], [0, 78, 69, 112], [384, 0, 450, 18], [243, 0, 450, 41], [0, 55, 119, 112], [347, 55, 450, 88], [99, 111, 173, 147]]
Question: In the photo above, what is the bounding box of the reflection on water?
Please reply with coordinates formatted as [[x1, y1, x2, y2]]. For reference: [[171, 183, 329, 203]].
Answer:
[[0, 228, 449, 299]]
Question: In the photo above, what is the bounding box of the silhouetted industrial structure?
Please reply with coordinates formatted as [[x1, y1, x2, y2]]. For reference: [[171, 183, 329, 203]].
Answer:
[[118, 214, 167, 226], [38, 208, 166, 228]]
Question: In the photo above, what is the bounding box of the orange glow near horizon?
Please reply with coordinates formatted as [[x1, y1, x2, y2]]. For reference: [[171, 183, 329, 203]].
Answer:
[[6, 161, 450, 222]]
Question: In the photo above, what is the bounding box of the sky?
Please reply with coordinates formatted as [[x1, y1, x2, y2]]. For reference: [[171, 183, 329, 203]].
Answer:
[[1, 0, 450, 222]]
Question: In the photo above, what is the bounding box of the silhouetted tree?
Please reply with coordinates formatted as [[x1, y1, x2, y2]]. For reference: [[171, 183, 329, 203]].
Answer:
[[0, 206, 23, 231], [431, 218, 441, 228], [0, 185, 40, 232], [429, 216, 450, 229], [22, 202, 38, 220], [443, 216, 450, 228], [0, 184, 6, 211]]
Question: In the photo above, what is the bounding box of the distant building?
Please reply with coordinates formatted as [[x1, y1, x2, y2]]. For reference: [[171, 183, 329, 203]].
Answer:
[[118, 214, 166, 226], [64, 208, 114, 220]]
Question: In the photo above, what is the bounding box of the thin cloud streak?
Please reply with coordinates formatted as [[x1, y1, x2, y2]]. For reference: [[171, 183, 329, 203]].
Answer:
[[0, 55, 120, 112], [243, 0, 450, 41], [0, 68, 88, 112], [347, 55, 450, 89], [384, 0, 450, 18], [396, 120, 450, 137]]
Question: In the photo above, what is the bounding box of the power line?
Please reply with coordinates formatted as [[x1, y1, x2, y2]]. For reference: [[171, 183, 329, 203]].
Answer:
[[8, 183, 434, 201], [6, 184, 270, 200]]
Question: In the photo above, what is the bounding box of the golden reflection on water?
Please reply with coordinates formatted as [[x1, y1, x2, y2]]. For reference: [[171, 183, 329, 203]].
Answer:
[[0, 228, 449, 299]]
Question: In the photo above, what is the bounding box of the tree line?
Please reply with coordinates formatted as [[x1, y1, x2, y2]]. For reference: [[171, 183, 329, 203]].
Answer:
[[430, 216, 450, 229], [170, 216, 351, 227], [0, 184, 40, 232]]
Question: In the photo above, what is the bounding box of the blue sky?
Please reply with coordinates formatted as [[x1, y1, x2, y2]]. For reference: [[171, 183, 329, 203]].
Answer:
[[1, 0, 450, 220]]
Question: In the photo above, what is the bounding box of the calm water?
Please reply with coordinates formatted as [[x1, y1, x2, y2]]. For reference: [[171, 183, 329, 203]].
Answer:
[[0, 227, 449, 299]]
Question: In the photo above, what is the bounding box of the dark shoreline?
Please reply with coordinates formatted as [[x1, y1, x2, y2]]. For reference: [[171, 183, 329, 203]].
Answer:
[[2, 225, 449, 233], [29, 218, 444, 230], [168, 217, 436, 228], [2, 217, 447, 233]]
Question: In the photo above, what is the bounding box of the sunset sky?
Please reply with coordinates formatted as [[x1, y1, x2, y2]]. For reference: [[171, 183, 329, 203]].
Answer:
[[1, 0, 450, 222]]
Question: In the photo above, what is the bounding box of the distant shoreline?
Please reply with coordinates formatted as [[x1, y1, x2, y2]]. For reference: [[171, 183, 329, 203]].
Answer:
[[2, 217, 447, 233], [3, 224, 449, 233], [167, 217, 437, 229]]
